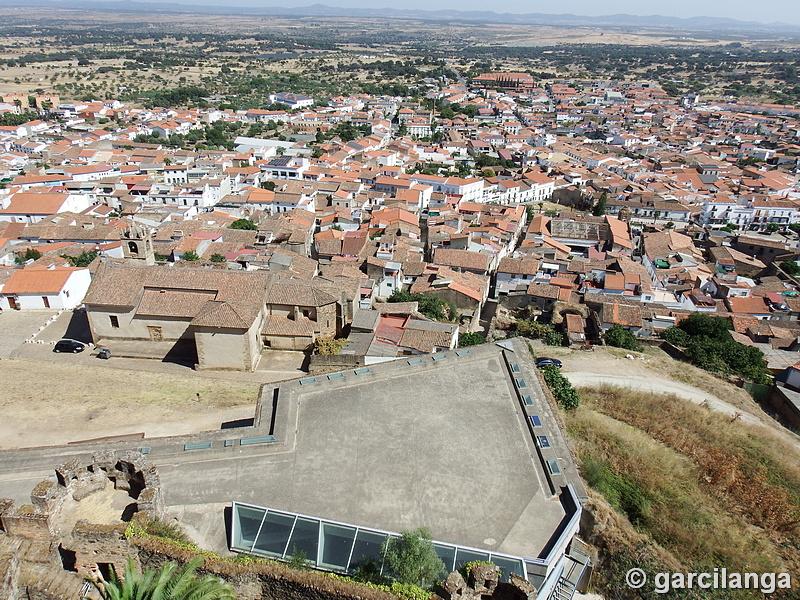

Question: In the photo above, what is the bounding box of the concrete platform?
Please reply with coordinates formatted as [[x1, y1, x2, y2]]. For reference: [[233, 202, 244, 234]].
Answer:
[[160, 341, 571, 560]]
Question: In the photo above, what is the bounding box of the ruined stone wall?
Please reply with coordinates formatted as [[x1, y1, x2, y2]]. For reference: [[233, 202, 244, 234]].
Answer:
[[0, 508, 53, 541], [69, 521, 131, 579]]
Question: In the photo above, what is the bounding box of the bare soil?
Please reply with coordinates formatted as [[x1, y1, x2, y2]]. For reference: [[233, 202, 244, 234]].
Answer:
[[0, 357, 259, 449]]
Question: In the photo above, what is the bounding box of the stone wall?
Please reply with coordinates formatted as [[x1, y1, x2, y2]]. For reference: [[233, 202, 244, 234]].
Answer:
[[68, 521, 131, 579], [437, 563, 536, 600], [309, 353, 365, 371]]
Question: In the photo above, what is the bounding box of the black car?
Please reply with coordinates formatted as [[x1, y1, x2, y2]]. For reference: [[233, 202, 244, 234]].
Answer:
[[535, 357, 562, 369], [53, 339, 85, 353]]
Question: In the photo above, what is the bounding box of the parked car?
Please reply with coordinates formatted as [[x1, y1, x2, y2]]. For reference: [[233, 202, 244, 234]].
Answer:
[[53, 339, 85, 353], [535, 357, 562, 369]]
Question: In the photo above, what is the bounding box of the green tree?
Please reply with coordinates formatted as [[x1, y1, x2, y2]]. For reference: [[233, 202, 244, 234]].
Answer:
[[603, 324, 642, 352], [229, 218, 257, 230], [458, 332, 485, 347], [260, 181, 276, 191], [62, 250, 98, 268], [662, 313, 770, 384], [382, 527, 446, 588], [181, 250, 200, 261], [88, 556, 234, 600], [780, 259, 800, 275], [766, 223, 780, 233], [14, 248, 42, 264], [397, 123, 408, 137], [210, 253, 226, 263], [592, 191, 608, 217], [481, 168, 496, 178]]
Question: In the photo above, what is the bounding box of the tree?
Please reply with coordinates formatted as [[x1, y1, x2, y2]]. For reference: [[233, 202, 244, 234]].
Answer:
[[481, 168, 496, 178], [661, 313, 770, 384], [210, 253, 226, 263], [229, 218, 257, 230], [62, 250, 98, 268], [260, 181, 276, 191], [382, 527, 446, 588], [458, 332, 485, 347], [89, 556, 234, 600], [14, 248, 41, 264], [181, 250, 200, 261], [603, 324, 642, 352], [766, 223, 780, 233], [780, 259, 800, 276], [397, 123, 408, 137], [592, 191, 607, 217]]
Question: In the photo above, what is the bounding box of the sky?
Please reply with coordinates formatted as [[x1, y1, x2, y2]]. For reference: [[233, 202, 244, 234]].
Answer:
[[155, 0, 800, 26]]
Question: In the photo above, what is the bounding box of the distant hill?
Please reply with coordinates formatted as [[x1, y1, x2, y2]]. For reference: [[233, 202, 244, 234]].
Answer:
[[1, 0, 799, 33]]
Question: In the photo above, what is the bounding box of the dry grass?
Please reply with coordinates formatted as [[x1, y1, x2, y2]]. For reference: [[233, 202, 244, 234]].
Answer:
[[566, 385, 800, 580], [0, 358, 258, 448], [567, 406, 780, 573]]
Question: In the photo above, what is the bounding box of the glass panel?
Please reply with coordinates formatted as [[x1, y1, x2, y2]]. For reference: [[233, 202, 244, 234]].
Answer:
[[286, 518, 320, 563], [252, 511, 295, 557], [321, 523, 357, 570], [490, 556, 526, 580], [455, 549, 491, 572], [233, 505, 265, 551], [433, 543, 457, 573], [350, 529, 389, 571]]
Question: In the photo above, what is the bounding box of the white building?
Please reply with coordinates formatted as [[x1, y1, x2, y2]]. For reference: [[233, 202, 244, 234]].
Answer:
[[0, 266, 92, 310]]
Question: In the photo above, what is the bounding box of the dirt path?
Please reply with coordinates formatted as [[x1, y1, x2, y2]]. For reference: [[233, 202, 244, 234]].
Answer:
[[564, 372, 763, 427], [558, 347, 800, 452]]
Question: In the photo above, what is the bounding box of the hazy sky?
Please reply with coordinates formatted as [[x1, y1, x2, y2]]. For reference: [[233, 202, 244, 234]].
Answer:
[[156, 0, 800, 26]]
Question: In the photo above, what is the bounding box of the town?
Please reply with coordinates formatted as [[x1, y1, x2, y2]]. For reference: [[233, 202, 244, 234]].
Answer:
[[1, 71, 800, 378], [0, 7, 799, 600]]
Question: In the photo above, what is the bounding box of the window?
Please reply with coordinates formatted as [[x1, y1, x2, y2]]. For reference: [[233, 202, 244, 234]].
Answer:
[[109, 315, 119, 329]]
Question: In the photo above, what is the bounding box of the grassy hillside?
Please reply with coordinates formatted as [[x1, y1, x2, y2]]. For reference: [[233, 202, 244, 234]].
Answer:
[[566, 385, 800, 599]]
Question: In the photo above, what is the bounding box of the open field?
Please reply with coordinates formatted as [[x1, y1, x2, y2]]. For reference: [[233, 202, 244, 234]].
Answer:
[[0, 8, 797, 105], [0, 357, 260, 448]]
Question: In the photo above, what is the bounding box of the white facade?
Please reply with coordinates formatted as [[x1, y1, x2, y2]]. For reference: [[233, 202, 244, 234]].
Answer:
[[0, 268, 91, 310]]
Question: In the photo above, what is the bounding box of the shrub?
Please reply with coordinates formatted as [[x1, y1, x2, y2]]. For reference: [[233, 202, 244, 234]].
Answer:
[[603, 324, 642, 352], [514, 319, 565, 346], [458, 332, 485, 347], [382, 527, 446, 588], [229, 218, 258, 230], [182, 250, 200, 261], [541, 365, 580, 410], [314, 337, 347, 355], [388, 290, 458, 322], [210, 253, 226, 263]]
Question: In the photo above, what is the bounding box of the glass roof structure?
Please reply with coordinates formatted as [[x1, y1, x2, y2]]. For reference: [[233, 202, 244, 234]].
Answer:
[[230, 502, 527, 579]]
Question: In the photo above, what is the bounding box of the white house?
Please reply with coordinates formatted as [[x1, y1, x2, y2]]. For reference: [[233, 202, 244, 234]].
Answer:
[[0, 265, 92, 310], [0, 192, 92, 224]]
